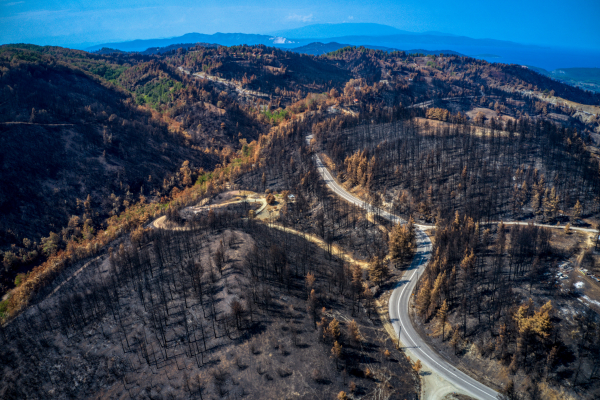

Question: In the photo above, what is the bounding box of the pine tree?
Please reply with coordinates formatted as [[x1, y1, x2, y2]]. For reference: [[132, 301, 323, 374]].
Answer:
[[416, 278, 431, 318], [348, 320, 362, 344], [436, 300, 449, 340], [460, 248, 476, 273], [452, 211, 461, 229], [428, 271, 445, 317], [531, 301, 553, 339], [450, 326, 461, 354], [306, 272, 316, 291], [532, 190, 542, 215], [351, 264, 363, 295], [328, 318, 341, 342], [331, 341, 343, 369], [368, 256, 389, 285], [519, 181, 529, 207], [358, 156, 368, 186], [388, 223, 406, 260], [549, 187, 559, 218], [573, 199, 583, 219], [545, 346, 558, 378], [388, 217, 416, 262], [363, 285, 375, 318]]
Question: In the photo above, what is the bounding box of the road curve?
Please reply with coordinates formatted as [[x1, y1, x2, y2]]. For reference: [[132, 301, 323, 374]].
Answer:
[[307, 135, 498, 399]]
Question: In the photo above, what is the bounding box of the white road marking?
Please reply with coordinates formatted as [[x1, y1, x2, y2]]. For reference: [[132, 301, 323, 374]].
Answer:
[[307, 134, 498, 399]]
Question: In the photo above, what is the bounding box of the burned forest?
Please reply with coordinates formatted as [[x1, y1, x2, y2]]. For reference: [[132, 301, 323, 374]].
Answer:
[[2, 34, 600, 400]]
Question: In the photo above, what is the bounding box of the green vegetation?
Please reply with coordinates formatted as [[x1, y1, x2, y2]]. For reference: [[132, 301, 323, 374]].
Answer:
[[0, 299, 8, 319], [262, 108, 289, 125], [134, 78, 184, 109], [88, 63, 128, 83], [14, 273, 27, 287], [195, 171, 214, 185], [242, 143, 251, 157]]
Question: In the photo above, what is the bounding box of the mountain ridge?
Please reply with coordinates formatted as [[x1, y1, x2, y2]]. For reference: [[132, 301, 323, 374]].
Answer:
[[289, 41, 465, 56], [268, 22, 413, 38]]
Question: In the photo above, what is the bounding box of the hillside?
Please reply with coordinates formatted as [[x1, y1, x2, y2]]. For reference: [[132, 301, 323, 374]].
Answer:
[[0, 45, 266, 294], [2, 39, 600, 400], [0, 218, 418, 400], [2, 43, 600, 297], [0, 51, 209, 249]]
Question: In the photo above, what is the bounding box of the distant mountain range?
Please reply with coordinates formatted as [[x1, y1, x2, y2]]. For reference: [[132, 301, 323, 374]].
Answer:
[[269, 23, 457, 39], [85, 26, 524, 54], [270, 23, 410, 38], [94, 42, 220, 55], [84, 23, 600, 71], [85, 32, 289, 52], [288, 42, 464, 57]]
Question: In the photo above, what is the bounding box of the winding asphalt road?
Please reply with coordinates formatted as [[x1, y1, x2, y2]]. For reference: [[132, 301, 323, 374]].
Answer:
[[307, 134, 498, 399]]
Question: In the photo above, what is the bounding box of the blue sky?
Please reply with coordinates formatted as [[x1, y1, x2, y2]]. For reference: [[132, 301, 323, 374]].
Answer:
[[1, 0, 599, 49]]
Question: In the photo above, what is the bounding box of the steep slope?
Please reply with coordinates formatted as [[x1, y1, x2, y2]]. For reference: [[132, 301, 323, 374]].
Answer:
[[0, 47, 223, 286]]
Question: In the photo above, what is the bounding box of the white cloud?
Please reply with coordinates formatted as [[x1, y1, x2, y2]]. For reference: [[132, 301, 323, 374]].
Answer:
[[6, 1, 25, 5], [348, 16, 354, 20], [286, 13, 313, 23]]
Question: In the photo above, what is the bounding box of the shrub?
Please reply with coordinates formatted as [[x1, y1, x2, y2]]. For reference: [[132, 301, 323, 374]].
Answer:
[[0, 299, 8, 319], [14, 273, 27, 287]]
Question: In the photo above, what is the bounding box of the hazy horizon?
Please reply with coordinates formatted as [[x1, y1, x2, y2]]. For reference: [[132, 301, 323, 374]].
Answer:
[[1, 0, 599, 51]]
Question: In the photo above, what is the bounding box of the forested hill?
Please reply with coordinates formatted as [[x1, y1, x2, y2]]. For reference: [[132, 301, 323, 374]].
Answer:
[[0, 45, 267, 294], [1, 42, 599, 299], [0, 48, 216, 243]]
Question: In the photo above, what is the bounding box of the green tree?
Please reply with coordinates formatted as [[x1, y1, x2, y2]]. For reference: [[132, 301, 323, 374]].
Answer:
[[41, 231, 60, 256]]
